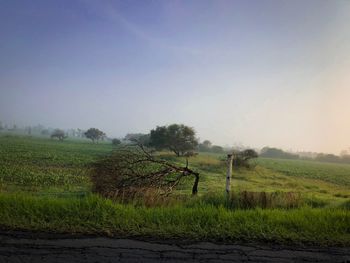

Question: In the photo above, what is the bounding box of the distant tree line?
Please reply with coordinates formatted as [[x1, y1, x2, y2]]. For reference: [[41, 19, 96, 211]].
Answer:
[[260, 147, 299, 159], [2, 120, 349, 165], [198, 140, 225, 153], [260, 146, 350, 164]]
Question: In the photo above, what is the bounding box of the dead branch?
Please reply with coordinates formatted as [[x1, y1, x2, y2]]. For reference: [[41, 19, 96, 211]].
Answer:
[[90, 143, 199, 199]]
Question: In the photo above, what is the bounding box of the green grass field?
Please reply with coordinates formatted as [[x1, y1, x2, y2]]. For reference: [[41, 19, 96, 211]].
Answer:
[[0, 135, 349, 245]]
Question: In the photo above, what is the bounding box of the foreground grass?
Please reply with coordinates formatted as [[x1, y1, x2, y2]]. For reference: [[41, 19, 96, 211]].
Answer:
[[0, 193, 349, 246]]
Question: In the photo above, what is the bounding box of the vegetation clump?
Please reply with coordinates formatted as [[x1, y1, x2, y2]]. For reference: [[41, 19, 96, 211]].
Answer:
[[50, 129, 67, 141], [84, 128, 105, 143], [232, 149, 259, 168], [111, 138, 121, 145], [149, 124, 198, 156]]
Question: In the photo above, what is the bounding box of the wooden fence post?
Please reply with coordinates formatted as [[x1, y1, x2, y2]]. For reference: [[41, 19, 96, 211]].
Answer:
[[226, 154, 233, 195]]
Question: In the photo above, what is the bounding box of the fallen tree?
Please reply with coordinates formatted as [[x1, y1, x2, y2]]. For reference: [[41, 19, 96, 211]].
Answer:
[[90, 144, 200, 199]]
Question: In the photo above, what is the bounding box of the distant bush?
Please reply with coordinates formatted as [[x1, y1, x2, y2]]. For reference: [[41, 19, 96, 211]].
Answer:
[[50, 129, 67, 141], [232, 149, 258, 168], [111, 138, 121, 145]]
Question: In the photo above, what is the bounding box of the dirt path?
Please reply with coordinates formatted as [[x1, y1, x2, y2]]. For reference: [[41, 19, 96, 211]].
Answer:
[[0, 231, 349, 262]]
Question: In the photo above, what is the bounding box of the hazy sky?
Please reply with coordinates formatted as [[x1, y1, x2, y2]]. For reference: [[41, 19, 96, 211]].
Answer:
[[1, 0, 350, 154]]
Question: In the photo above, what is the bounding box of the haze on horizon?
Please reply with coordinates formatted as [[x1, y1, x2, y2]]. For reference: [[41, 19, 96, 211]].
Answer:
[[0, 0, 349, 154]]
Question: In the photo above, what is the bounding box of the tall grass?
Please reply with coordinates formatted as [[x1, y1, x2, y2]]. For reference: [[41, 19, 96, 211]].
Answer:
[[191, 191, 303, 209], [0, 192, 348, 246]]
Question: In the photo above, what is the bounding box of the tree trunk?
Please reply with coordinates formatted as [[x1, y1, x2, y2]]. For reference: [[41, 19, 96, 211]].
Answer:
[[226, 154, 233, 195], [192, 173, 199, 195]]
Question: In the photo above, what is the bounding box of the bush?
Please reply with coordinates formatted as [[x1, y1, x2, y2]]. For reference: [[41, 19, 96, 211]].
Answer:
[[112, 138, 121, 145], [232, 149, 258, 168], [50, 129, 66, 141]]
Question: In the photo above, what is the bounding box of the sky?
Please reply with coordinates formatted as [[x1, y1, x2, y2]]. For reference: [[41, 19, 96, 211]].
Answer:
[[0, 0, 350, 154]]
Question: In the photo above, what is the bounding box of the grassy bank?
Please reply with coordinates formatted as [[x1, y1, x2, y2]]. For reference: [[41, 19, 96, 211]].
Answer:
[[0, 193, 349, 246]]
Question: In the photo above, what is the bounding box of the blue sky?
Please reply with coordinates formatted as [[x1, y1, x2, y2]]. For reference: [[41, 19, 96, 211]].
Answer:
[[1, 0, 350, 153]]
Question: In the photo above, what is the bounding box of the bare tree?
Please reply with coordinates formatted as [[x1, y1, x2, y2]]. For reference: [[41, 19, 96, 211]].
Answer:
[[90, 143, 200, 199]]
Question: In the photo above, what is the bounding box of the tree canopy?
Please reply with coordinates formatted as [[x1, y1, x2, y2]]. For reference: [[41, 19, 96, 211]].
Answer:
[[149, 124, 198, 156], [198, 140, 212, 152], [50, 129, 66, 141], [84, 128, 105, 143]]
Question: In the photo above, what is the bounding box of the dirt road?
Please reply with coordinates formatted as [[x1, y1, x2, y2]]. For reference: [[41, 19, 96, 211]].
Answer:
[[0, 231, 349, 262]]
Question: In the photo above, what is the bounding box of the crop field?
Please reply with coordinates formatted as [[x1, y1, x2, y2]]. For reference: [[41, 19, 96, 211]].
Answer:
[[0, 134, 349, 245], [0, 135, 112, 194]]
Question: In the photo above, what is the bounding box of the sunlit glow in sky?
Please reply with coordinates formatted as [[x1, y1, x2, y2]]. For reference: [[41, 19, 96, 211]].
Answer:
[[1, 0, 349, 154]]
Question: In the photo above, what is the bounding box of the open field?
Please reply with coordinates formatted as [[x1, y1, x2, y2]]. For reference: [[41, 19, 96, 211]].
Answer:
[[0, 135, 349, 246]]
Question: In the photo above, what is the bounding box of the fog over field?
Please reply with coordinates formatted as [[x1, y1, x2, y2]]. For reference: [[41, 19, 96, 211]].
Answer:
[[1, 0, 350, 154]]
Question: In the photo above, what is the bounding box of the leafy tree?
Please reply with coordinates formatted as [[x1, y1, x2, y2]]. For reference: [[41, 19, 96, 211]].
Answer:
[[198, 140, 212, 152], [51, 129, 66, 141], [202, 140, 212, 148], [0, 121, 3, 131], [149, 124, 198, 156], [84, 128, 105, 143], [112, 138, 121, 145]]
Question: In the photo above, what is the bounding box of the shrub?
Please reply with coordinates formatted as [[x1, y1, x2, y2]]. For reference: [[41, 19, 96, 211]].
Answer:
[[231, 149, 258, 168], [50, 129, 66, 141], [112, 138, 121, 145]]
